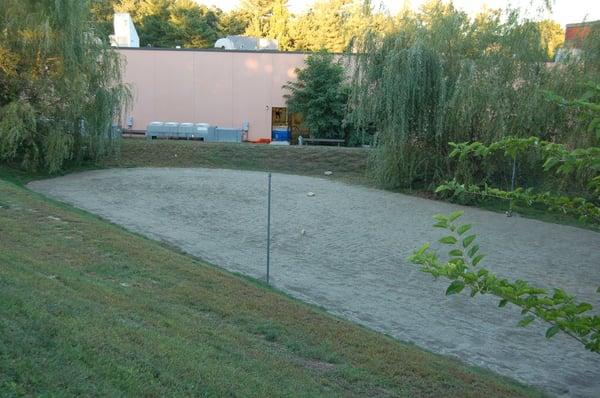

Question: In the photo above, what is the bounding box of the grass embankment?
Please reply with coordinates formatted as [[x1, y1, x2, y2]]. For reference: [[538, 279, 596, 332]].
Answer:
[[0, 178, 542, 397], [104, 139, 370, 185]]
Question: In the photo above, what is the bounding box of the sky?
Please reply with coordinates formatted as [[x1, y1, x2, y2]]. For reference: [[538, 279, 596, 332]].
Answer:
[[198, 0, 600, 27]]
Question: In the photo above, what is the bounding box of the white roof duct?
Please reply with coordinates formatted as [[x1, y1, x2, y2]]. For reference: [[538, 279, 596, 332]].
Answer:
[[109, 13, 139, 48]]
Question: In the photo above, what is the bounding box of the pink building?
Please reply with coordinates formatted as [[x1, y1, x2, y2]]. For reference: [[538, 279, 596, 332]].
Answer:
[[118, 48, 308, 142]]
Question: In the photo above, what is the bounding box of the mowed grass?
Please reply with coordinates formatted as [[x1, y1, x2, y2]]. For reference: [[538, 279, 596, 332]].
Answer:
[[0, 178, 543, 397], [104, 139, 370, 184]]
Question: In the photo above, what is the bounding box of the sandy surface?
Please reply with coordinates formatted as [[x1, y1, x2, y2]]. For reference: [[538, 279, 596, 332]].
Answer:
[[29, 168, 600, 397]]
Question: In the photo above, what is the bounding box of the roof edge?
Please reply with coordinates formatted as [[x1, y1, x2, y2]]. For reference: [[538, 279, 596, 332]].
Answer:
[[113, 46, 349, 56], [566, 20, 600, 28]]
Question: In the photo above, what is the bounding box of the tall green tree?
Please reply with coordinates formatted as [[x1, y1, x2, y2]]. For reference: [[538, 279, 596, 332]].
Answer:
[[0, 0, 129, 172], [112, 0, 222, 48], [268, 0, 292, 50], [241, 0, 274, 37], [284, 52, 349, 139], [168, 0, 221, 48], [90, 0, 121, 42], [292, 0, 349, 52], [116, 0, 174, 47], [290, 0, 393, 52], [220, 9, 249, 36], [537, 19, 564, 60], [351, 1, 598, 190]]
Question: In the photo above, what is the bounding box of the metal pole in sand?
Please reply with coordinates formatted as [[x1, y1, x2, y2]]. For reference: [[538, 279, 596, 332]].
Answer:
[[267, 172, 272, 284]]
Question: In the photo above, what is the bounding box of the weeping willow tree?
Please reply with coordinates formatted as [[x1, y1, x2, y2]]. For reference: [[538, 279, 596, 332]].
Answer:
[[351, 33, 446, 189], [350, 3, 600, 192], [0, 0, 130, 173]]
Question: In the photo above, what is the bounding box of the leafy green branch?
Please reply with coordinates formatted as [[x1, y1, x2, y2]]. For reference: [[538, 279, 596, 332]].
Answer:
[[545, 81, 600, 140], [409, 211, 600, 353], [444, 137, 599, 223], [450, 137, 599, 178], [436, 180, 600, 224]]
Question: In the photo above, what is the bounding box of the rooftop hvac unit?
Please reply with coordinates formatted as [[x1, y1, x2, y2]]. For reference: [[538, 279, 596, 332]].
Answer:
[[110, 13, 139, 48]]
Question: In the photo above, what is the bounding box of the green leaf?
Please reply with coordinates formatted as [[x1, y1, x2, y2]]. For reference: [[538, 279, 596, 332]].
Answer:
[[518, 315, 535, 327], [545, 325, 561, 339], [498, 299, 508, 307], [433, 221, 448, 228], [448, 211, 464, 222], [597, 286, 600, 293], [575, 303, 593, 314], [456, 224, 472, 235], [415, 243, 430, 255], [449, 249, 463, 257], [542, 157, 560, 171], [439, 236, 457, 245], [472, 254, 485, 266], [468, 244, 480, 258], [445, 280, 465, 295], [462, 235, 476, 248]]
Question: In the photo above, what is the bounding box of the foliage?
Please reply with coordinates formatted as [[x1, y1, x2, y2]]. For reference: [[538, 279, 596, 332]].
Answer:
[[90, 0, 393, 52], [350, 1, 600, 192], [88, 0, 564, 59], [113, 0, 222, 48], [240, 0, 275, 38], [439, 134, 600, 223], [409, 211, 600, 353], [283, 52, 349, 139], [268, 0, 292, 50], [219, 9, 249, 36], [0, 0, 129, 173], [351, 38, 446, 187], [436, 180, 600, 224], [536, 19, 564, 60], [546, 81, 600, 141], [167, 0, 221, 48]]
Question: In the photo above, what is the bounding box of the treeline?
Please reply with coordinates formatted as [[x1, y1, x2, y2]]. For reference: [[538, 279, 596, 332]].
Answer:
[[1, 0, 129, 173], [90, 0, 393, 51], [91, 0, 563, 58], [347, 2, 600, 196]]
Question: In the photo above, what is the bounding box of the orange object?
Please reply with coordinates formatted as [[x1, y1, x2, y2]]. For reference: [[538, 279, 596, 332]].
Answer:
[[251, 138, 272, 144]]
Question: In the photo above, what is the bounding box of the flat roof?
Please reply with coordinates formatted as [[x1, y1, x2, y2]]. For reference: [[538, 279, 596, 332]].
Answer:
[[114, 46, 336, 56]]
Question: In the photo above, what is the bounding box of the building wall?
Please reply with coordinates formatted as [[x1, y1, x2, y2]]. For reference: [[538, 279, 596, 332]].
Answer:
[[118, 48, 307, 141]]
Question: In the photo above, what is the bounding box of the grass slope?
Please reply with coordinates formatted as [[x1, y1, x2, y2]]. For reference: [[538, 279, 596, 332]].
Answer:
[[105, 139, 370, 184], [0, 178, 542, 397]]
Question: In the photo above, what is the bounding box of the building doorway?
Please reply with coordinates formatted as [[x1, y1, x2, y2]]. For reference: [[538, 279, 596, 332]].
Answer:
[[271, 107, 305, 143]]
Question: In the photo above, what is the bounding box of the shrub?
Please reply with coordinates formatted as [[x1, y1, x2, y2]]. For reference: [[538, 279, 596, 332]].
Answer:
[[0, 0, 130, 173], [284, 51, 349, 140]]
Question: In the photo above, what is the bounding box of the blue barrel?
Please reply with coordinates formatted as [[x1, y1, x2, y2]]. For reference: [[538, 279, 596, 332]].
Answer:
[[272, 128, 291, 141]]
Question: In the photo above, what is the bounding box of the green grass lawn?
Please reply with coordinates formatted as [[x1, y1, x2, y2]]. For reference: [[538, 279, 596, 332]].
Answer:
[[0, 177, 543, 397], [104, 139, 371, 185]]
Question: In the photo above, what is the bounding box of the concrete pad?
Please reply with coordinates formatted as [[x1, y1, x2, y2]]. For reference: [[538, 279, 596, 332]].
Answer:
[[29, 168, 600, 397]]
